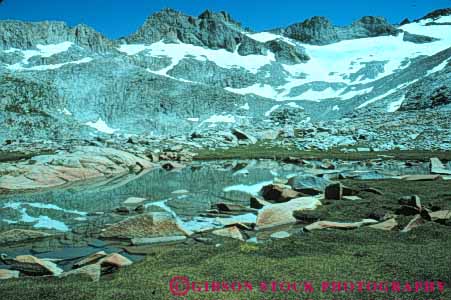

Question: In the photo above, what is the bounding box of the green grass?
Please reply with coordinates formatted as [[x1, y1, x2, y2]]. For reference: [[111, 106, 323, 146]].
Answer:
[[0, 179, 450, 300], [0, 226, 449, 300], [307, 179, 451, 225], [194, 142, 451, 161]]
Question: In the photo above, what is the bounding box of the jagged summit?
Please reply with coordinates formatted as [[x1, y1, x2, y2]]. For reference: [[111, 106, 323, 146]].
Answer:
[[418, 7, 451, 21], [271, 15, 399, 45], [124, 8, 245, 51], [123, 8, 309, 63], [0, 20, 115, 52], [0, 7, 449, 140]]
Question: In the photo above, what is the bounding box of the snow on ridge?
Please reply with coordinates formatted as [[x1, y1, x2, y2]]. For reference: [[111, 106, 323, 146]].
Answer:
[[239, 103, 250, 110], [286, 102, 303, 109], [339, 87, 374, 100], [265, 105, 281, 117], [85, 118, 118, 134], [281, 23, 451, 89], [4, 42, 73, 61], [117, 25, 451, 104], [203, 115, 236, 124], [401, 15, 451, 38], [8, 57, 93, 71], [426, 58, 450, 76], [118, 40, 276, 74], [226, 84, 280, 99], [118, 44, 149, 56], [36, 42, 73, 57], [387, 95, 405, 112], [357, 79, 418, 109], [245, 31, 297, 46]]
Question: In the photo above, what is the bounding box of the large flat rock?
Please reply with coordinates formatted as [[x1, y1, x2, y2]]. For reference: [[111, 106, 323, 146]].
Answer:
[[100, 212, 189, 239], [0, 146, 155, 192], [256, 196, 322, 230]]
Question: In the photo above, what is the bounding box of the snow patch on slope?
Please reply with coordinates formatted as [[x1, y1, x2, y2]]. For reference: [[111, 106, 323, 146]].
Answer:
[[426, 58, 450, 76], [357, 79, 418, 109], [119, 41, 276, 74], [231, 17, 450, 102], [387, 95, 405, 112], [85, 118, 118, 134]]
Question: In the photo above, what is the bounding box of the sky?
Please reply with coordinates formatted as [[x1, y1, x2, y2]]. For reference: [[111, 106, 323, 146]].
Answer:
[[0, 0, 450, 38]]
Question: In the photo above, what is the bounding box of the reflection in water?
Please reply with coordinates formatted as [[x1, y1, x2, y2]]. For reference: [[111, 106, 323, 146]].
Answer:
[[0, 159, 429, 232]]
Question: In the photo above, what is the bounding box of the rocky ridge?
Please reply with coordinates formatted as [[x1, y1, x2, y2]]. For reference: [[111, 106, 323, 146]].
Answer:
[[0, 8, 449, 148]]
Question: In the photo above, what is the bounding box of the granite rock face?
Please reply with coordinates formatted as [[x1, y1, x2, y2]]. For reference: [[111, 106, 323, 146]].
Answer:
[[125, 8, 309, 64], [273, 15, 400, 45], [0, 8, 449, 142], [0, 21, 116, 53], [0, 147, 155, 192]]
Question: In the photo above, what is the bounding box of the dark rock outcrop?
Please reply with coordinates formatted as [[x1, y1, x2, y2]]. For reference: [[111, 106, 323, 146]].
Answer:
[[125, 9, 309, 64], [0, 21, 115, 53], [403, 32, 439, 44], [125, 9, 245, 52], [400, 63, 451, 110], [264, 39, 310, 64], [273, 15, 400, 45], [417, 8, 451, 21]]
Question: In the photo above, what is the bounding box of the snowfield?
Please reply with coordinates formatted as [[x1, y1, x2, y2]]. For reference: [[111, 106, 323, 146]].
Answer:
[[119, 40, 276, 74], [126, 15, 449, 104]]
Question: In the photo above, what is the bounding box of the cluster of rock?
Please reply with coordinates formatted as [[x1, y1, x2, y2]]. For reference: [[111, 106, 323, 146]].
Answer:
[[0, 250, 132, 281], [0, 156, 449, 282]]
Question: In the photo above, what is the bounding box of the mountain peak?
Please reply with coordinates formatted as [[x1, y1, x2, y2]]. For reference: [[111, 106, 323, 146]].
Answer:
[[419, 7, 451, 21], [273, 14, 399, 45], [125, 9, 246, 52]]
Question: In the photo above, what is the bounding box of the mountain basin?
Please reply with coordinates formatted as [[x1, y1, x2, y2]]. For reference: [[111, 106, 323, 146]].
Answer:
[[0, 158, 430, 267]]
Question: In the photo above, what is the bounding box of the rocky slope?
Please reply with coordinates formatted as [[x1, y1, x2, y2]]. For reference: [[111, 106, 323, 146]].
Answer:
[[0, 8, 450, 145]]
